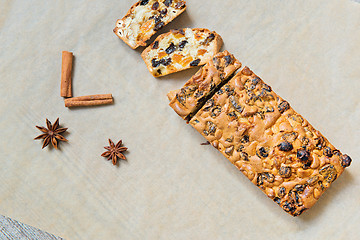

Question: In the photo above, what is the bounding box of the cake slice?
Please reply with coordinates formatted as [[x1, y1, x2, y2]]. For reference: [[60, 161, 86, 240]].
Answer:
[[142, 28, 223, 77], [188, 67, 352, 216], [168, 51, 241, 121], [114, 0, 186, 49]]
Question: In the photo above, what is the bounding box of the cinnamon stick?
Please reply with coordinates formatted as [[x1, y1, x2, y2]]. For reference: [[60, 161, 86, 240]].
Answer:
[[61, 51, 73, 98], [64, 94, 113, 108]]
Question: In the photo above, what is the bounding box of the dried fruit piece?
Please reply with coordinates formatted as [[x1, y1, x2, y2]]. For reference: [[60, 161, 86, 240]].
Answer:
[[262, 84, 272, 92], [180, 56, 193, 67], [282, 132, 298, 143], [172, 53, 183, 63], [278, 187, 286, 198], [151, 1, 159, 10], [319, 165, 337, 183], [190, 59, 201, 67], [164, 0, 172, 7], [278, 101, 290, 113], [202, 33, 215, 45], [273, 197, 281, 205], [224, 55, 233, 66], [203, 121, 217, 136], [279, 166, 292, 178], [257, 147, 269, 158], [241, 135, 249, 143], [165, 43, 176, 54], [152, 58, 160, 67], [175, 1, 186, 9], [197, 49, 208, 55], [282, 200, 296, 214], [153, 21, 165, 31], [178, 40, 188, 49], [140, 20, 153, 33], [297, 149, 310, 162], [159, 6, 169, 16], [323, 147, 333, 157], [157, 51, 166, 59], [229, 95, 243, 113], [315, 136, 326, 150], [278, 141, 293, 152], [307, 176, 319, 186], [152, 41, 159, 49], [239, 151, 249, 161], [140, 0, 149, 5], [293, 184, 306, 193], [159, 58, 172, 66], [257, 173, 275, 186], [340, 154, 352, 168]]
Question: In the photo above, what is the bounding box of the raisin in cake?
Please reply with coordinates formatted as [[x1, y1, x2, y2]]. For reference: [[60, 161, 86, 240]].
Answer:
[[142, 28, 223, 77], [114, 0, 186, 49]]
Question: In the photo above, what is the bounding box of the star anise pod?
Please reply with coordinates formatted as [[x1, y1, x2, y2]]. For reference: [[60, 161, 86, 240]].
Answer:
[[101, 139, 128, 165], [34, 118, 68, 149]]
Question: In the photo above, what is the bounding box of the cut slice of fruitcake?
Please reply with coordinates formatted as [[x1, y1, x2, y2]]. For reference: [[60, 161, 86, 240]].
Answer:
[[168, 51, 241, 121], [113, 0, 186, 49], [141, 28, 223, 77]]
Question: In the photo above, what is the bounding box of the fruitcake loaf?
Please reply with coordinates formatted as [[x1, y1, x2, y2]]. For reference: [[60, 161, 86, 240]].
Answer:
[[141, 28, 223, 77], [168, 51, 241, 121], [114, 0, 186, 49], [179, 67, 351, 216]]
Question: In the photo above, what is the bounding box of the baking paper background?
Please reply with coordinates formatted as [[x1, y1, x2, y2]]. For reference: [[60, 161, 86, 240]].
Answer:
[[0, 0, 359, 239]]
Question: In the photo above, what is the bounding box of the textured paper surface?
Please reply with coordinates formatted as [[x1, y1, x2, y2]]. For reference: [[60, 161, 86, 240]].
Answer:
[[0, 0, 359, 239]]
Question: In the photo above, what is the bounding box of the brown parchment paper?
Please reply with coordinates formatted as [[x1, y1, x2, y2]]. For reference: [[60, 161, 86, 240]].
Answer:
[[0, 0, 359, 239]]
